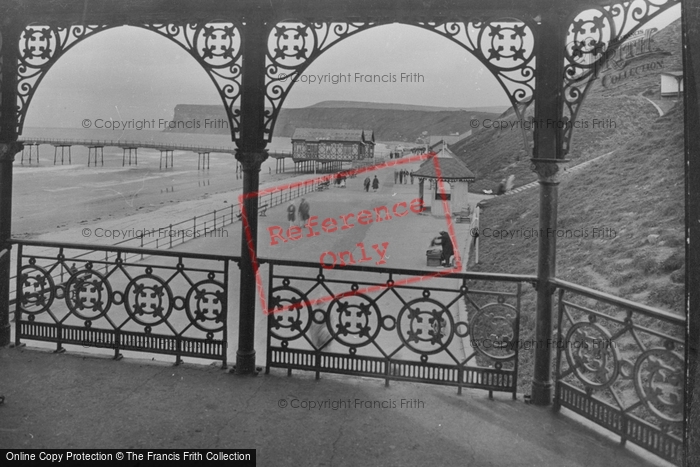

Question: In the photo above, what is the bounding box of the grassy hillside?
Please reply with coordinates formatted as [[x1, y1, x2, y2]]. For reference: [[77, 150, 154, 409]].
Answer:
[[453, 18, 682, 192], [469, 103, 684, 389], [453, 96, 659, 192]]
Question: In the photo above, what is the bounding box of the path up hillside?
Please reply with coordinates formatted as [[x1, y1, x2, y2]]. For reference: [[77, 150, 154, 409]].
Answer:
[[452, 18, 682, 193], [472, 102, 684, 314], [470, 102, 684, 391]]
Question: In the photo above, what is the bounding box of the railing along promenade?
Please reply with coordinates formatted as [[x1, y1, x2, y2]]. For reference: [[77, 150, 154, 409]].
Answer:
[[8, 237, 686, 465], [8, 178, 324, 304]]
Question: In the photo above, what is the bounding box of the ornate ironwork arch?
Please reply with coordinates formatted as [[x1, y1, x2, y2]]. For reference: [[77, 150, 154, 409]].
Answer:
[[562, 0, 680, 154], [264, 17, 537, 149], [264, 20, 378, 141], [16, 21, 244, 139], [17, 23, 110, 133], [142, 22, 243, 140]]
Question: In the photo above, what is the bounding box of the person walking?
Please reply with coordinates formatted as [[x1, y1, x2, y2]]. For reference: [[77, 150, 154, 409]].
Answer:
[[372, 175, 379, 192], [298, 198, 310, 224], [287, 202, 296, 227], [364, 176, 371, 192]]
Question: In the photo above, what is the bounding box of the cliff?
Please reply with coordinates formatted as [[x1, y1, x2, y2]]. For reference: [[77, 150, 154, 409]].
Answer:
[[165, 103, 501, 142]]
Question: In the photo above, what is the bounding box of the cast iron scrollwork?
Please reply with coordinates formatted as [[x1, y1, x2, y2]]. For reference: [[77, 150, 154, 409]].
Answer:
[[144, 22, 243, 140], [124, 274, 174, 326], [16, 22, 242, 139], [416, 17, 536, 153], [564, 321, 619, 390], [562, 0, 680, 154], [634, 346, 684, 422], [19, 264, 56, 314], [64, 266, 113, 320], [17, 24, 110, 133], [268, 284, 314, 340], [264, 20, 376, 141], [469, 302, 518, 361], [185, 279, 226, 332], [397, 297, 455, 355], [325, 292, 381, 348]]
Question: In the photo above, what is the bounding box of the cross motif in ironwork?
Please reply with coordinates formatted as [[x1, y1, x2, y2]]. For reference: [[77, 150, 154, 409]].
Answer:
[[274, 25, 309, 60], [24, 28, 53, 60], [336, 302, 371, 338], [136, 285, 164, 317], [75, 278, 103, 312], [201, 26, 235, 60]]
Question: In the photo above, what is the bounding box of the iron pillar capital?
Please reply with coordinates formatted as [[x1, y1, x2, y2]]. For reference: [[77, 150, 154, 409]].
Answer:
[[0, 142, 24, 162], [530, 158, 569, 184], [235, 150, 268, 171]]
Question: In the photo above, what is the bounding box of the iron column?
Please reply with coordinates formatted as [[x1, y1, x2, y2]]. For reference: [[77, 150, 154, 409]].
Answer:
[[0, 22, 23, 347], [234, 12, 269, 374], [530, 8, 568, 406]]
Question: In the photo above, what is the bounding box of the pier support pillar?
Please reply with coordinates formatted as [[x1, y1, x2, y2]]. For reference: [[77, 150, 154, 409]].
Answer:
[[197, 152, 209, 170], [160, 149, 174, 169], [88, 146, 104, 167], [122, 147, 138, 166], [53, 145, 71, 165]]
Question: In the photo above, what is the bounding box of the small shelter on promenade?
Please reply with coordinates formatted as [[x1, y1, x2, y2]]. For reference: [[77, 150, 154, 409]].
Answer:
[[412, 144, 475, 217]]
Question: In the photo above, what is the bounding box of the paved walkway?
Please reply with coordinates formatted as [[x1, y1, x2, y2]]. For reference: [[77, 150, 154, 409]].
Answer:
[[0, 346, 668, 467], [501, 150, 618, 197]]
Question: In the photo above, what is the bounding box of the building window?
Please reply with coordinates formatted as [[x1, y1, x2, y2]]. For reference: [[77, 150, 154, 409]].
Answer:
[[434, 182, 451, 201]]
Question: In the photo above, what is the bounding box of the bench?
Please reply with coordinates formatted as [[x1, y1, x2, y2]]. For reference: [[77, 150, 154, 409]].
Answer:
[[236, 203, 268, 220], [317, 181, 330, 191], [454, 208, 472, 223]]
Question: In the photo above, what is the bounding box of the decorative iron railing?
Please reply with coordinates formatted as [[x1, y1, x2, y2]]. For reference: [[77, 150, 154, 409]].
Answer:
[[13, 240, 235, 366], [8, 179, 322, 305], [552, 278, 685, 466], [263, 258, 534, 397], [7, 239, 687, 464]]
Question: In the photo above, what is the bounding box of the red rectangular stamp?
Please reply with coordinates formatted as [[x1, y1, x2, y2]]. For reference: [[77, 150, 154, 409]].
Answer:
[[238, 152, 464, 315]]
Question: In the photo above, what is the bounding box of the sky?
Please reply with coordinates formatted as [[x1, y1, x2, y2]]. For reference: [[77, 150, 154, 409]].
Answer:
[[23, 4, 681, 130]]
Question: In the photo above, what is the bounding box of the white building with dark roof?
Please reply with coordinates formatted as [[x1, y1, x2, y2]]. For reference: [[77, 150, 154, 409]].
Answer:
[[291, 128, 375, 161], [412, 144, 475, 217]]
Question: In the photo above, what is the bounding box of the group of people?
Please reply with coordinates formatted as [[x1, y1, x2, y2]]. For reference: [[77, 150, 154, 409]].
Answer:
[[394, 169, 413, 185], [287, 198, 310, 227], [363, 175, 380, 192], [335, 173, 347, 187]]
